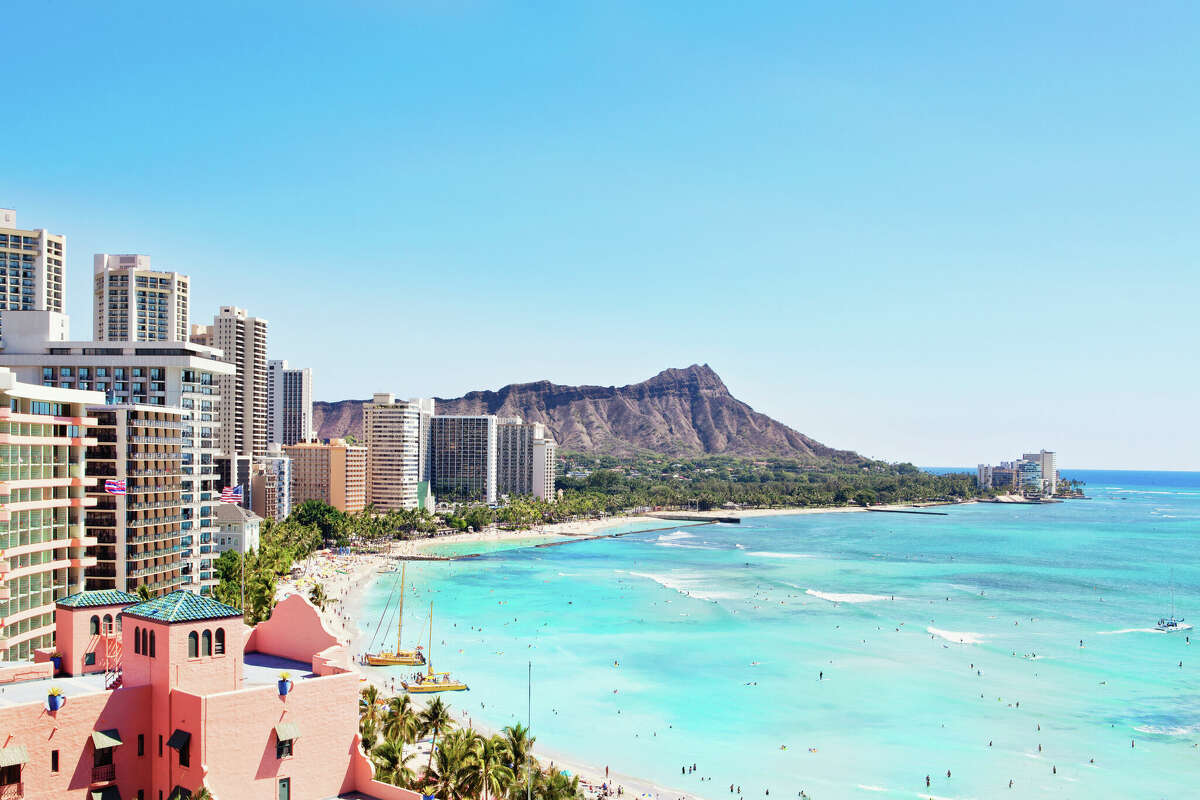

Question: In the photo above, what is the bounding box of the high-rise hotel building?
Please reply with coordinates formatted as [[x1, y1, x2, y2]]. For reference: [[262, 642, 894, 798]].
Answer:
[[496, 418, 557, 501], [0, 367, 102, 660], [92, 254, 190, 342], [84, 405, 186, 597], [363, 395, 432, 511], [0, 209, 65, 342], [284, 438, 366, 513], [430, 415, 498, 505], [193, 306, 267, 457], [267, 359, 313, 446], [0, 310, 235, 596]]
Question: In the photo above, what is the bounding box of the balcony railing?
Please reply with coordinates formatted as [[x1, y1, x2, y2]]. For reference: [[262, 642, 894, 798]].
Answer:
[[0, 781, 24, 799], [91, 763, 115, 783]]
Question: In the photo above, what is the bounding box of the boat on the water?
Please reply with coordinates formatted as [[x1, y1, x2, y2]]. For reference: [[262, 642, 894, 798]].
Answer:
[[1155, 574, 1191, 632], [365, 563, 426, 666], [402, 602, 468, 693]]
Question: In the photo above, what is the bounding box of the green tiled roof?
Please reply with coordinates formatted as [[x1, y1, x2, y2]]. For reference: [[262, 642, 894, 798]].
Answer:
[[57, 590, 140, 609], [121, 591, 242, 624]]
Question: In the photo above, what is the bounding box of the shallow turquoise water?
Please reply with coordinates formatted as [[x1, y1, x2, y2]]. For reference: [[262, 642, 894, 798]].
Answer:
[[359, 474, 1200, 799]]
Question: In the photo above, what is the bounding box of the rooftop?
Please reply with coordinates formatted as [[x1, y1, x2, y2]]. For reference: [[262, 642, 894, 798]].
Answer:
[[121, 591, 243, 624], [0, 669, 108, 708], [242, 653, 318, 687], [57, 590, 141, 609]]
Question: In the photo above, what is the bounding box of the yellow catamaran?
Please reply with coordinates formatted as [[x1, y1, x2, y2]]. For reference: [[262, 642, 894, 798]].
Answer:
[[402, 601, 468, 693], [365, 563, 426, 667]]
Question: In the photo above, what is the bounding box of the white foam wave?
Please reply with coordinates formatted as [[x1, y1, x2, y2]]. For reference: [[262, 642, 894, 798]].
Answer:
[[1098, 628, 1169, 635], [927, 626, 985, 644], [1134, 724, 1200, 736], [629, 570, 737, 601], [806, 589, 890, 604], [748, 551, 815, 559], [856, 786, 886, 793], [656, 530, 694, 542]]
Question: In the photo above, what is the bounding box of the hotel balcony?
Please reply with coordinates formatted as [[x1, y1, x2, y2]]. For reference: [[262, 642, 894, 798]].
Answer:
[[90, 763, 115, 783], [0, 496, 95, 522], [0, 781, 24, 799], [0, 433, 97, 447], [0, 406, 98, 427]]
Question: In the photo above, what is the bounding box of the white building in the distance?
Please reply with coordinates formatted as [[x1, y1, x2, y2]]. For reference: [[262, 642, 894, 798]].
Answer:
[[267, 359, 313, 446], [92, 254, 190, 342]]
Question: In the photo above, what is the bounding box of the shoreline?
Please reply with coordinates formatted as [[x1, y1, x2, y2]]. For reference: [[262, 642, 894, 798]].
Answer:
[[277, 501, 973, 799]]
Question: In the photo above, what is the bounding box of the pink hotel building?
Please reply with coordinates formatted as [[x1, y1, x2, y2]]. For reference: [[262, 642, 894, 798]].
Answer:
[[0, 590, 421, 800]]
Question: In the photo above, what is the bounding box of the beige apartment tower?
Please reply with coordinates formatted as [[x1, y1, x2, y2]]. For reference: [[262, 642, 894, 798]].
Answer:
[[84, 405, 186, 598], [0, 209, 65, 341], [284, 439, 366, 513], [92, 254, 190, 342], [363, 394, 430, 511], [193, 306, 268, 457]]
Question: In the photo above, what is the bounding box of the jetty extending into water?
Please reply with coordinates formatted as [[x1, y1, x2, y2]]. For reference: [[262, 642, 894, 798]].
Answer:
[[866, 507, 949, 516], [382, 521, 720, 562]]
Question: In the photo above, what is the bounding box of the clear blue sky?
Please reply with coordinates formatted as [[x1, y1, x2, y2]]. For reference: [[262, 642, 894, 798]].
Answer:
[[3, 2, 1197, 469]]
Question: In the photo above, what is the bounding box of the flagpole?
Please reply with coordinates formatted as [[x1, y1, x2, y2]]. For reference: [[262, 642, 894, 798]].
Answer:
[[527, 660, 532, 800]]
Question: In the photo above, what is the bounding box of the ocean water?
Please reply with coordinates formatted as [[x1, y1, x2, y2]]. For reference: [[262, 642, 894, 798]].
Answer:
[[359, 471, 1200, 799]]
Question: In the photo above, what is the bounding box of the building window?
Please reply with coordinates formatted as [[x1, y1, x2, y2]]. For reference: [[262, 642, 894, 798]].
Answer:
[[51, 749, 59, 772], [93, 744, 114, 768], [134, 626, 141, 655], [138, 734, 145, 756], [214, 628, 225, 655], [276, 738, 293, 758], [158, 736, 163, 757], [84, 652, 96, 666], [201, 630, 211, 657], [149, 630, 156, 658], [90, 615, 101, 635], [0, 765, 18, 787], [188, 632, 198, 658], [140, 628, 148, 655], [103, 614, 113, 634]]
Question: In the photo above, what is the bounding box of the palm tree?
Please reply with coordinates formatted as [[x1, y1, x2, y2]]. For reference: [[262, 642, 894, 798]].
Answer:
[[424, 728, 480, 800], [136, 584, 152, 601], [308, 581, 328, 610], [383, 694, 421, 745], [360, 716, 379, 749], [502, 722, 536, 796], [371, 734, 417, 787], [360, 685, 382, 725], [419, 696, 454, 774], [475, 732, 515, 800], [193, 788, 214, 800]]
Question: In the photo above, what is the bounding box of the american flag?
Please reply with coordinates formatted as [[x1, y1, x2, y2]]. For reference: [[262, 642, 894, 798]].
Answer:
[[220, 484, 243, 504], [104, 479, 126, 495]]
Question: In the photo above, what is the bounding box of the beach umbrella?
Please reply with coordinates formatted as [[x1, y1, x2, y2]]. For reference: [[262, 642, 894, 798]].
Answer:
[[637, 793, 654, 800]]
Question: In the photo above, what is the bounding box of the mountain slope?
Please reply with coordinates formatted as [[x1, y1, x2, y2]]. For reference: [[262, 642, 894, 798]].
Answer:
[[313, 364, 861, 461]]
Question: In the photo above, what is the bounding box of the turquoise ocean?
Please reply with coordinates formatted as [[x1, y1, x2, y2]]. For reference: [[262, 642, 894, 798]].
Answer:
[[358, 470, 1199, 799]]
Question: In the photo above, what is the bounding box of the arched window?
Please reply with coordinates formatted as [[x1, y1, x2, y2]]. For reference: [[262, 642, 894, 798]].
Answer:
[[102, 614, 113, 634], [149, 630, 156, 658], [188, 631, 198, 658], [134, 626, 142, 655], [201, 630, 212, 657], [90, 615, 100, 635], [214, 628, 225, 655], [140, 628, 148, 656]]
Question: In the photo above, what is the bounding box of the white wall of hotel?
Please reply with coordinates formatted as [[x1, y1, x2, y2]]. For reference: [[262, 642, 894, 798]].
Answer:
[[0, 310, 236, 595]]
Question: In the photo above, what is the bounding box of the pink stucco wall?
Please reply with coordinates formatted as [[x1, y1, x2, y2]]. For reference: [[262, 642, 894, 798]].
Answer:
[[245, 594, 339, 664], [56, 602, 125, 677], [0, 684, 151, 797], [0, 592, 413, 799]]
